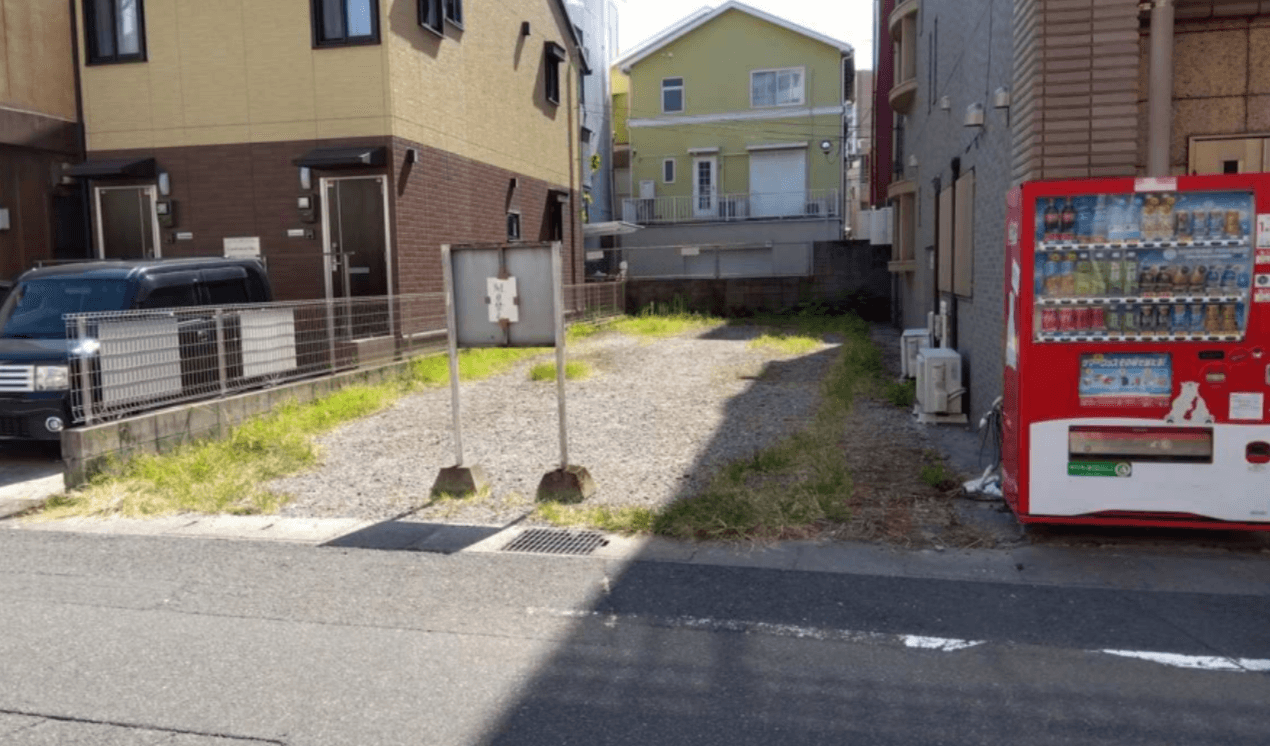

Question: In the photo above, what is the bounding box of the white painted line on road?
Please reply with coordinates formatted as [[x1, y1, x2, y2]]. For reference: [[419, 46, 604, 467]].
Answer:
[[1101, 649, 1270, 673], [529, 608, 1270, 673], [902, 635, 985, 652], [527, 607, 983, 651]]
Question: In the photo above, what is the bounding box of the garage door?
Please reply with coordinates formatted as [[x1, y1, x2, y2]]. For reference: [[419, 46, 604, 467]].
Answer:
[[749, 150, 807, 218]]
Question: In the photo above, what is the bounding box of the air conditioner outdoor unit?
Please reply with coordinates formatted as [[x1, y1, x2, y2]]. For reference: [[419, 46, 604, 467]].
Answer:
[[914, 347, 968, 424], [899, 329, 932, 379]]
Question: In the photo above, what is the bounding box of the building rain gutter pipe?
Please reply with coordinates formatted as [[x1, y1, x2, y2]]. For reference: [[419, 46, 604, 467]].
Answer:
[[1147, 0, 1175, 177]]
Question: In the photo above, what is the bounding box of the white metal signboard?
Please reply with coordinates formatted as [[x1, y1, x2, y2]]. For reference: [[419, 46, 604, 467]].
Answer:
[[223, 236, 261, 259], [486, 277, 520, 323]]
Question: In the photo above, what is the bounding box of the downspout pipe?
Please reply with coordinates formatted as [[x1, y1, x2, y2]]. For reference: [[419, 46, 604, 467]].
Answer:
[[1147, 0, 1175, 177]]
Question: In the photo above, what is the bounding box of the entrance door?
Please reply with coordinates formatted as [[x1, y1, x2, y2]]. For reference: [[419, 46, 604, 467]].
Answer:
[[692, 157, 717, 218], [749, 149, 807, 218], [95, 186, 160, 259], [321, 176, 392, 339]]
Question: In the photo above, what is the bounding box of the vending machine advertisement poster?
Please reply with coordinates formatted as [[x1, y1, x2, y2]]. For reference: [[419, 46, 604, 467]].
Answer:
[[1078, 353, 1172, 408], [1002, 173, 1270, 530]]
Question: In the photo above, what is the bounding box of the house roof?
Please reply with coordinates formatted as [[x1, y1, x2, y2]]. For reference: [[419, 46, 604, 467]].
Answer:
[[613, 1, 853, 73]]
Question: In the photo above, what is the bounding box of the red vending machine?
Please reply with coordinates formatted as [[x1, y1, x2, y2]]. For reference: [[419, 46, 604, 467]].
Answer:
[[1003, 174, 1270, 529]]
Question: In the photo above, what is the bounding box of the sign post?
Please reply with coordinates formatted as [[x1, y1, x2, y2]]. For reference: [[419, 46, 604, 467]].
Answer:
[[431, 242, 594, 502]]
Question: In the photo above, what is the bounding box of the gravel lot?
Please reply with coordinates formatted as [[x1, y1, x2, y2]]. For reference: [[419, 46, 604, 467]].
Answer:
[[271, 324, 837, 525]]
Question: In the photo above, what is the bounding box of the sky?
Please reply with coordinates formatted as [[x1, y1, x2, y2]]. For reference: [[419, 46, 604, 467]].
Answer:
[[614, 0, 876, 68]]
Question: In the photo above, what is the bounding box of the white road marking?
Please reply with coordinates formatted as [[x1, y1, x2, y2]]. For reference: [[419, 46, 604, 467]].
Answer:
[[527, 607, 1269, 673], [527, 607, 980, 650], [902, 635, 985, 652], [1101, 650, 1270, 673]]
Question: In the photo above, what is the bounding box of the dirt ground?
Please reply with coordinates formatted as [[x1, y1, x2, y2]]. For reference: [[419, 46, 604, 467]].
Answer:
[[813, 325, 1001, 550]]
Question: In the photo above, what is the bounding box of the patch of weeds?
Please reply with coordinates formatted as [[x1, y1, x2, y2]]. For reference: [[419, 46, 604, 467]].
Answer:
[[747, 333, 820, 356], [529, 360, 593, 381], [411, 347, 545, 388], [883, 379, 917, 408], [919, 454, 958, 491], [535, 503, 655, 534], [606, 298, 722, 338], [40, 384, 398, 520]]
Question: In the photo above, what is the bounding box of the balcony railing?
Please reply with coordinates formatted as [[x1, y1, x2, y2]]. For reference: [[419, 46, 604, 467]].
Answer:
[[621, 189, 840, 225]]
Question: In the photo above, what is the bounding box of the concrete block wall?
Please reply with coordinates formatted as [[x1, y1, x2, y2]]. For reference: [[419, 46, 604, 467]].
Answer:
[[624, 241, 892, 318]]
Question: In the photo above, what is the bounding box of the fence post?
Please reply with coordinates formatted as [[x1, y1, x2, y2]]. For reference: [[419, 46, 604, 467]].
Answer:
[[76, 316, 94, 426], [214, 308, 228, 396]]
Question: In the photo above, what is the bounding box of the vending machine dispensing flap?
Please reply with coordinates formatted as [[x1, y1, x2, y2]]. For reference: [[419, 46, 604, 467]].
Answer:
[[1068, 426, 1214, 463]]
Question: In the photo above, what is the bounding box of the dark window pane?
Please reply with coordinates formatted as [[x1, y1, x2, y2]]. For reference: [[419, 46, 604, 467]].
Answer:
[[205, 280, 250, 305], [546, 60, 560, 104], [663, 89, 682, 112], [117, 0, 141, 55], [93, 0, 116, 58], [347, 0, 373, 37], [445, 0, 462, 24], [322, 0, 345, 40], [139, 285, 198, 309], [421, 0, 442, 32]]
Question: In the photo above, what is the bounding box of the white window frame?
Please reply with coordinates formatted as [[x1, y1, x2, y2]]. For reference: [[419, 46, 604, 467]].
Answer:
[[661, 77, 684, 113], [750, 66, 806, 109], [662, 158, 676, 184]]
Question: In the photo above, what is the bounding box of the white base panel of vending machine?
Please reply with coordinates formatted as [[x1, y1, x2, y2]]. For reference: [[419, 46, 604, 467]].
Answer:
[[1029, 418, 1270, 522]]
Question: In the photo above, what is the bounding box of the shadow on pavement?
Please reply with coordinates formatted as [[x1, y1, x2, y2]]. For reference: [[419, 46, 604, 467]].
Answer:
[[323, 521, 503, 554]]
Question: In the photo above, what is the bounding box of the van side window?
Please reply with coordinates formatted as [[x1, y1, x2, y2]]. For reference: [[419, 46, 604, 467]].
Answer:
[[204, 279, 251, 305], [138, 284, 199, 309]]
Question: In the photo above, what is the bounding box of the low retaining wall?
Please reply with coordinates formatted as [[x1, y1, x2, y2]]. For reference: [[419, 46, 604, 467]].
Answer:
[[625, 241, 892, 318], [62, 359, 416, 488]]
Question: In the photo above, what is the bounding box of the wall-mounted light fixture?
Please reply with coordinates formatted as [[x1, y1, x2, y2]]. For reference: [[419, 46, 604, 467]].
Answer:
[[820, 139, 834, 155], [938, 95, 951, 111], [157, 170, 171, 196], [993, 87, 1011, 109], [521, 21, 531, 36], [907, 154, 919, 168], [965, 102, 985, 128], [405, 148, 419, 164], [0, 207, 10, 231], [299, 166, 312, 191]]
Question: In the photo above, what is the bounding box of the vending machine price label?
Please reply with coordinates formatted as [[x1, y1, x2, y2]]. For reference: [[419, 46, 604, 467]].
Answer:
[[1229, 392, 1265, 421], [1256, 247, 1270, 265], [1258, 215, 1270, 248], [1068, 461, 1133, 478]]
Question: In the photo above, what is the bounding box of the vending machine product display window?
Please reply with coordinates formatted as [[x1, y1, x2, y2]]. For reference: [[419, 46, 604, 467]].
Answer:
[[1032, 190, 1255, 343]]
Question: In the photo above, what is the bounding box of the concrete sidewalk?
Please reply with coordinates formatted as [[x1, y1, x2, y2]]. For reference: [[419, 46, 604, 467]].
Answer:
[[5, 513, 1269, 597]]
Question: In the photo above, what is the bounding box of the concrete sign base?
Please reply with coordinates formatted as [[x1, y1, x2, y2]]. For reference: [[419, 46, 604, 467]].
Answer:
[[536, 465, 596, 504], [431, 465, 491, 497]]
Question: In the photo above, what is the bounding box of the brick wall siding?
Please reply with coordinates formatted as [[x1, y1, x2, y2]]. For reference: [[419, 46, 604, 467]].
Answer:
[[87, 137, 583, 302]]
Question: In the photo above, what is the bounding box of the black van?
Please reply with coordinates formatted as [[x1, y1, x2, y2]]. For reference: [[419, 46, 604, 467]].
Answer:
[[0, 258, 272, 440]]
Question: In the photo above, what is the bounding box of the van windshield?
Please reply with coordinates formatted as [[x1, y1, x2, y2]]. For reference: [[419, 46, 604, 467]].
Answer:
[[0, 279, 132, 339]]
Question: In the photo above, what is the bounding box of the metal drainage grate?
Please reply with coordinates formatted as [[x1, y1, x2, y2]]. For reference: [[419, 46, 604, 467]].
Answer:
[[501, 528, 609, 556]]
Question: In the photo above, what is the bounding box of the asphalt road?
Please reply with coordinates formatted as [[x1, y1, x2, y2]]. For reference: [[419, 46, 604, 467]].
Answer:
[[0, 529, 1268, 745]]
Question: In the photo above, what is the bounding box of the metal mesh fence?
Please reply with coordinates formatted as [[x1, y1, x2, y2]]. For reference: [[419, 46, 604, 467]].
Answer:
[[64, 282, 626, 426]]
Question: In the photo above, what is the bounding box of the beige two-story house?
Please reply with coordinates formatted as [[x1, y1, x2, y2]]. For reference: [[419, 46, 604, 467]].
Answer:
[[71, 0, 587, 301]]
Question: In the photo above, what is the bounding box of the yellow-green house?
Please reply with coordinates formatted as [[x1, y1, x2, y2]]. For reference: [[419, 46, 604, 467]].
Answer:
[[613, 1, 852, 230]]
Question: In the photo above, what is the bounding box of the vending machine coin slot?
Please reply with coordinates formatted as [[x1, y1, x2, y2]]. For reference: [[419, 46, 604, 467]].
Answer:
[[1203, 363, 1228, 385], [1198, 350, 1225, 360], [1247, 442, 1270, 465]]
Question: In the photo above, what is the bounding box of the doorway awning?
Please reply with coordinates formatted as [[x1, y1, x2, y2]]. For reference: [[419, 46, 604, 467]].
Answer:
[[65, 157, 157, 178], [293, 146, 387, 169]]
